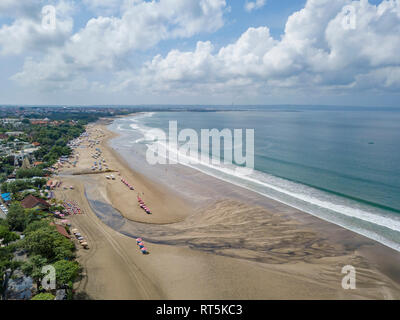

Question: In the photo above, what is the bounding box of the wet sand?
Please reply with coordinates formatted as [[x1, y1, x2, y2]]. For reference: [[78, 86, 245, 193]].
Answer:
[[54, 118, 400, 300]]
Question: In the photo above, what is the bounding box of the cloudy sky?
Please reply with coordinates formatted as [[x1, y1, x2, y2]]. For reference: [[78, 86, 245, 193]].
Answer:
[[0, 0, 399, 106]]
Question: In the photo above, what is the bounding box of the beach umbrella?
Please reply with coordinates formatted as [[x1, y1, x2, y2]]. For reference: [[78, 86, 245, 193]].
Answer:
[[141, 247, 148, 254], [136, 238, 142, 243]]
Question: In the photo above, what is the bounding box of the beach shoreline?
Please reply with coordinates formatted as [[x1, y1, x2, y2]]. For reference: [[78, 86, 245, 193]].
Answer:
[[55, 116, 400, 299]]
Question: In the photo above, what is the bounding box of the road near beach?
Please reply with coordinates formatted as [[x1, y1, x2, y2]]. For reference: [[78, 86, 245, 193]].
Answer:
[[51, 118, 400, 300]]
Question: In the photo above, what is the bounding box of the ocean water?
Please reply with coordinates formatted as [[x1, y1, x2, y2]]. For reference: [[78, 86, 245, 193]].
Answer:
[[110, 106, 400, 252]]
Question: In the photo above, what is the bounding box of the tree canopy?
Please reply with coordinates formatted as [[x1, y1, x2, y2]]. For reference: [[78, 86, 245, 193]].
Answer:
[[6, 202, 27, 232], [22, 224, 75, 261], [31, 293, 55, 300], [54, 260, 80, 287]]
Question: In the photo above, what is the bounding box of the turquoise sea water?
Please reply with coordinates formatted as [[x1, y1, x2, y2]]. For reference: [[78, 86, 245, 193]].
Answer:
[[111, 106, 400, 251]]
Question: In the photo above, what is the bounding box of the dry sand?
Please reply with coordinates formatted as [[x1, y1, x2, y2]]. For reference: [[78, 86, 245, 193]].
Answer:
[[53, 119, 400, 300]]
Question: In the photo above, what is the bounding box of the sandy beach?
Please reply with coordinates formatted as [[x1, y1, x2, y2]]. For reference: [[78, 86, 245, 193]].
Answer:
[[53, 117, 400, 300]]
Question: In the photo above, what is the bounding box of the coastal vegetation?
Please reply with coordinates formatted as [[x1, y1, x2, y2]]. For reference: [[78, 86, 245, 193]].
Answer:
[[0, 193, 79, 300], [0, 108, 133, 300], [31, 292, 55, 300], [1, 178, 47, 194]]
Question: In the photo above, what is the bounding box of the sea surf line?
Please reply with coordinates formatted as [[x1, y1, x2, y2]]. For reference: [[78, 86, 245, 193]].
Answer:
[[111, 113, 400, 252]]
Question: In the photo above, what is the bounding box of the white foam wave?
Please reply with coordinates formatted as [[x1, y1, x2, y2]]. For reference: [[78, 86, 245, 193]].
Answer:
[[114, 113, 400, 252]]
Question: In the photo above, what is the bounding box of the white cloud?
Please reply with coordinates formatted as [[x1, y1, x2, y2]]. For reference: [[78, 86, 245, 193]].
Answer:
[[120, 0, 400, 97], [244, 0, 266, 13], [0, 1, 75, 55], [12, 0, 227, 89], [9, 0, 400, 100]]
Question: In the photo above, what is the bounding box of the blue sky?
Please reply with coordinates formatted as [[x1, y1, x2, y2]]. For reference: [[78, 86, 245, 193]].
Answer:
[[0, 0, 399, 106]]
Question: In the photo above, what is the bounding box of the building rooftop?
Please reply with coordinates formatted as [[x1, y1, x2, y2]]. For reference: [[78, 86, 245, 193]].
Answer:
[[21, 194, 50, 209]]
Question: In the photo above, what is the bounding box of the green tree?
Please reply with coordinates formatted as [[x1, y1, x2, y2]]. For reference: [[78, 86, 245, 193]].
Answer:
[[24, 220, 52, 234], [54, 260, 79, 287], [31, 293, 55, 300], [24, 209, 48, 227], [0, 173, 6, 183], [23, 226, 75, 261], [23, 229, 55, 259], [0, 246, 19, 299], [21, 255, 48, 290], [0, 225, 19, 246], [6, 202, 26, 231], [16, 168, 44, 179]]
